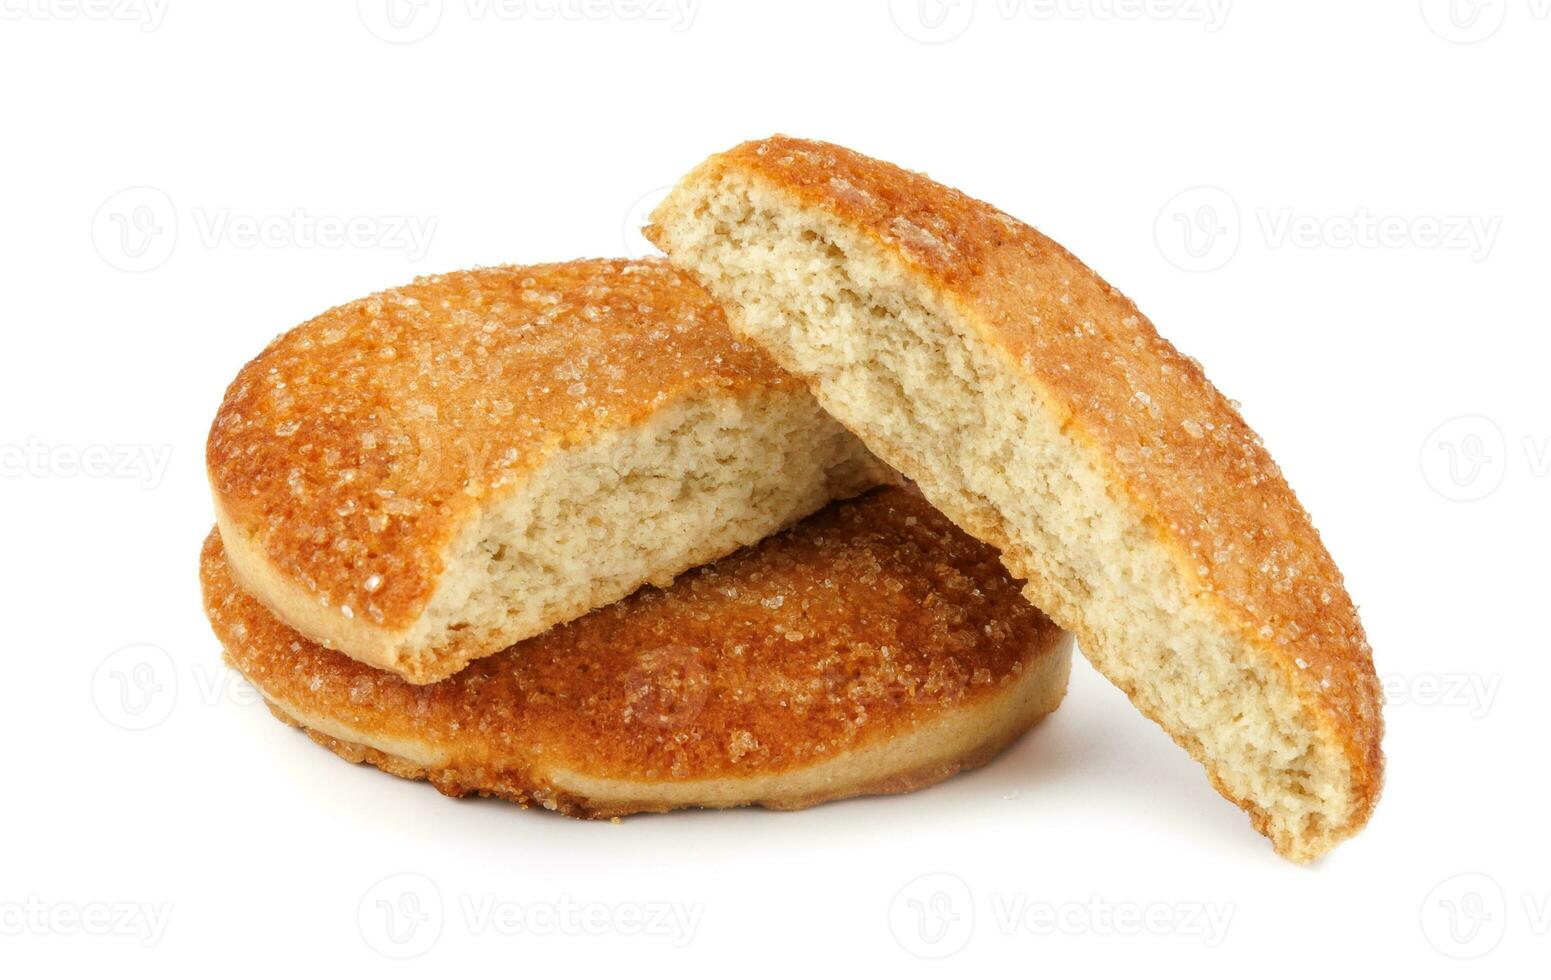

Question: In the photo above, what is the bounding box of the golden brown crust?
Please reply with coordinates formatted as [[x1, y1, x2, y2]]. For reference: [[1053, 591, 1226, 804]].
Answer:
[[203, 487, 1070, 806], [651, 136, 1382, 835], [207, 258, 795, 635], [263, 694, 1055, 819]]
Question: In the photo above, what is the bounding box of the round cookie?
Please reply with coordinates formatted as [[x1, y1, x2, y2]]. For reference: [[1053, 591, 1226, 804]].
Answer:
[[202, 487, 1073, 815], [648, 136, 1383, 860], [207, 258, 885, 684]]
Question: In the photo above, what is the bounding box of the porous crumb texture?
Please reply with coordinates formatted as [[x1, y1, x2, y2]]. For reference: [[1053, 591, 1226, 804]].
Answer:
[[207, 257, 883, 682], [647, 136, 1383, 861], [202, 487, 1073, 814]]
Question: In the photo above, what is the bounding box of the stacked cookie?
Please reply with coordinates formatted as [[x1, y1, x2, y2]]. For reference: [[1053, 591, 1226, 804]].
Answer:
[[203, 139, 1383, 861], [203, 258, 1074, 816]]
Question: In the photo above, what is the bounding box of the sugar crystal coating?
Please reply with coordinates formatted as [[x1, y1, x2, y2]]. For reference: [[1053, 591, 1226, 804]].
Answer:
[[207, 258, 793, 630], [202, 487, 1064, 782]]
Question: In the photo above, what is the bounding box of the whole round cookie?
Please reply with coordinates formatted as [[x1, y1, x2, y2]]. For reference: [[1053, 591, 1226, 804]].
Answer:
[[202, 487, 1072, 815], [207, 258, 884, 684]]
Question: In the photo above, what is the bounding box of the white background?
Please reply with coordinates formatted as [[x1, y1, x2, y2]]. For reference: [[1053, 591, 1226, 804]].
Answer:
[[2, 1, 1545, 975]]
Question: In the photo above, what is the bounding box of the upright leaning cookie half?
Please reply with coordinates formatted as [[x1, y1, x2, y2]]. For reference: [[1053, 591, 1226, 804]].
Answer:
[[208, 258, 886, 684], [203, 487, 1073, 815], [647, 136, 1383, 861]]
